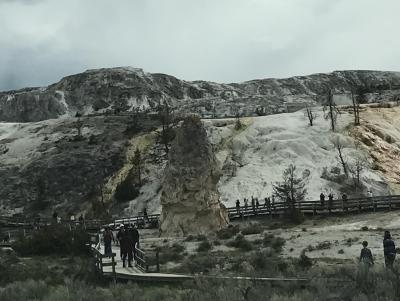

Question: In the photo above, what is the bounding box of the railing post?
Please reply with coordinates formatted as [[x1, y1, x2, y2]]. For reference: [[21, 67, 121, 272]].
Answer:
[[313, 203, 316, 216], [156, 250, 160, 272], [389, 199, 392, 210], [111, 253, 116, 285], [373, 200, 377, 212], [358, 200, 361, 213]]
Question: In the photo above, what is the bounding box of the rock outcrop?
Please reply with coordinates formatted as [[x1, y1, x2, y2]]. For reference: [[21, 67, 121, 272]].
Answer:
[[1, 68, 400, 122], [160, 116, 228, 236]]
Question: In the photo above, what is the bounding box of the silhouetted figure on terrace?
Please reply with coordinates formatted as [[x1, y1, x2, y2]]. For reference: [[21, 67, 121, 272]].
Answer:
[[342, 193, 348, 212], [320, 193, 325, 208], [235, 199, 241, 215], [328, 193, 334, 213], [255, 198, 260, 213], [251, 196, 256, 214]]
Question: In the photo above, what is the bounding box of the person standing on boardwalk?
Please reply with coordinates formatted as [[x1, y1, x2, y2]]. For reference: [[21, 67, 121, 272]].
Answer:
[[235, 199, 241, 215], [129, 223, 140, 261], [342, 193, 348, 212], [103, 226, 115, 256], [383, 231, 396, 269], [116, 224, 125, 260], [328, 193, 334, 212], [320, 193, 325, 208], [119, 224, 133, 268], [251, 196, 256, 214], [244, 198, 249, 212], [255, 198, 260, 214]]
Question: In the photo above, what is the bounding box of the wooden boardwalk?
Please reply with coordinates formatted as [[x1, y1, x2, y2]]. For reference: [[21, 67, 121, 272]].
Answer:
[[92, 244, 310, 284]]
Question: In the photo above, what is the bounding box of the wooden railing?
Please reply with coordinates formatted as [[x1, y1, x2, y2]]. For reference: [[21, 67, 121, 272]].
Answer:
[[0, 216, 107, 230], [91, 246, 117, 283], [227, 195, 400, 219], [135, 243, 160, 273], [106, 214, 160, 230]]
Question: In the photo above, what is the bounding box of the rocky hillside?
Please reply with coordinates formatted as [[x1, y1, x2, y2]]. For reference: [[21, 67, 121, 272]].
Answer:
[[1, 68, 400, 122]]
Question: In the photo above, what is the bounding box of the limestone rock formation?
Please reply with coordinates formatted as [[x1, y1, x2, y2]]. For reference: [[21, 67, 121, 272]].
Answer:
[[160, 116, 228, 236]]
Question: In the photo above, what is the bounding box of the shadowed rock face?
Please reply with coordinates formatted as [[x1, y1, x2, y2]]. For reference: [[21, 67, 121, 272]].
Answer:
[[160, 116, 228, 236]]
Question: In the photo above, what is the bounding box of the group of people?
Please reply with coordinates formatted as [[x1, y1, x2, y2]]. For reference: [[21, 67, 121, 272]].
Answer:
[[359, 230, 397, 270], [102, 224, 140, 268], [235, 196, 275, 215]]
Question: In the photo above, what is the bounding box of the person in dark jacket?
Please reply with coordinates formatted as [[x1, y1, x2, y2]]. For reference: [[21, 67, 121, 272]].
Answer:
[[119, 224, 133, 268], [383, 231, 396, 269], [235, 199, 241, 215], [103, 227, 115, 256], [129, 223, 140, 261], [320, 193, 325, 207], [116, 224, 124, 259]]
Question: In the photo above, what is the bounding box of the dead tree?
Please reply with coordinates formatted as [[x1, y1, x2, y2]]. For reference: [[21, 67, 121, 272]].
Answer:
[[323, 90, 340, 131], [348, 156, 365, 189], [157, 102, 175, 154], [351, 90, 361, 126], [332, 136, 348, 178], [131, 147, 143, 185], [232, 107, 243, 130], [304, 104, 318, 126]]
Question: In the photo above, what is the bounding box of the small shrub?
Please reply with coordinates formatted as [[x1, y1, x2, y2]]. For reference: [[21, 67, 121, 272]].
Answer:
[[157, 243, 185, 264], [361, 226, 369, 231], [213, 240, 221, 246], [263, 233, 285, 252], [227, 234, 253, 251], [302, 228, 307, 232], [197, 240, 212, 252], [338, 249, 344, 254], [185, 235, 195, 242], [297, 250, 313, 269], [12, 226, 89, 256], [315, 241, 332, 250], [216, 225, 240, 240], [196, 234, 207, 241], [241, 224, 263, 235]]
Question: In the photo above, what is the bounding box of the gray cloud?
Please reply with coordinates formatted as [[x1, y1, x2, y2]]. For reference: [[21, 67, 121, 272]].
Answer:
[[1, 0, 400, 91]]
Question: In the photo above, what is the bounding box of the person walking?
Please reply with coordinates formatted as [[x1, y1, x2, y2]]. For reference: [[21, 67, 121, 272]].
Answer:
[[103, 227, 115, 256], [359, 240, 374, 280], [255, 198, 260, 214], [244, 198, 248, 213], [383, 230, 396, 269], [235, 199, 241, 216], [251, 196, 256, 214], [359, 241, 374, 266]]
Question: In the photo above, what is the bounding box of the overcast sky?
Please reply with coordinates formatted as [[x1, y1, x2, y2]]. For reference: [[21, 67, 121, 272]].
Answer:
[[1, 0, 400, 91]]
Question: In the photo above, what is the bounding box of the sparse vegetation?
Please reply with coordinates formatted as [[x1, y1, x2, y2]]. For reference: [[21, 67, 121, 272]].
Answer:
[[227, 234, 253, 251], [217, 225, 240, 240], [241, 223, 263, 235], [197, 240, 212, 252]]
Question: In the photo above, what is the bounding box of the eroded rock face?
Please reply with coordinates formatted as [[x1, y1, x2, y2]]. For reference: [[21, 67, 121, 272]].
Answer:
[[160, 116, 228, 237]]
